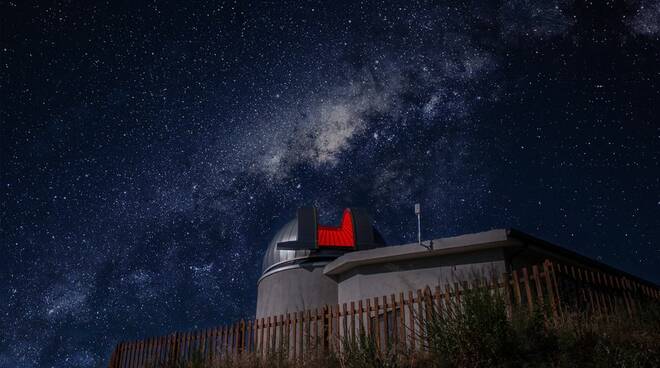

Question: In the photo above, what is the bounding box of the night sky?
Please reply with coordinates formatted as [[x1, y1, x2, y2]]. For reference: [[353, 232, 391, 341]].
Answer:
[[2, 1, 660, 367]]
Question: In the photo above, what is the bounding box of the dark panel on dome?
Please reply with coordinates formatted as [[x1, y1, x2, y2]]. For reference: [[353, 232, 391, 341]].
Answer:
[[277, 207, 317, 250], [349, 207, 374, 246]]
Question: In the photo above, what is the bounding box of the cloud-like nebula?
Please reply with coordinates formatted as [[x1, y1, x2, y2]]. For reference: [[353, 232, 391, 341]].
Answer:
[[43, 276, 90, 321], [247, 50, 497, 183], [499, 0, 576, 40], [627, 0, 660, 35], [254, 63, 405, 178]]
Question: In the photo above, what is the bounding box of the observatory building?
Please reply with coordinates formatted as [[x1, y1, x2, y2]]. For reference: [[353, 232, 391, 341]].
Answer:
[[256, 207, 655, 319]]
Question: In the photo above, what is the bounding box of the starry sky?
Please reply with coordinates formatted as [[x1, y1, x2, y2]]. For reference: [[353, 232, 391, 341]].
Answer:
[[2, 0, 660, 367]]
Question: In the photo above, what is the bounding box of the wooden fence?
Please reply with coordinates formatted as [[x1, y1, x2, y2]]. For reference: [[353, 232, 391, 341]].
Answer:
[[107, 260, 659, 368]]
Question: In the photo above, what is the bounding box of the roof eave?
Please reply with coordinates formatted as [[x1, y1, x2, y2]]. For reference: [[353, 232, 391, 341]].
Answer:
[[323, 229, 521, 276]]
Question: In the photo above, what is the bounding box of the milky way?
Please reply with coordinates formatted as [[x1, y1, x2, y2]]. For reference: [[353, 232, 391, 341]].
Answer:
[[2, 1, 659, 367]]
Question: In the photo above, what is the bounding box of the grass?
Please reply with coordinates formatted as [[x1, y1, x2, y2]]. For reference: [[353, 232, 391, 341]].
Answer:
[[147, 289, 660, 368], [419, 286, 660, 367]]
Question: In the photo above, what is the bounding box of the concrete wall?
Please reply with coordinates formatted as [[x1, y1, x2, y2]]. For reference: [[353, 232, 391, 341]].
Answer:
[[256, 265, 338, 319], [335, 249, 506, 305]]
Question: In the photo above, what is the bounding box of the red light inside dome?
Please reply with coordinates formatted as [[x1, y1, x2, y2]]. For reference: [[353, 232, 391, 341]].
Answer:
[[317, 209, 355, 248]]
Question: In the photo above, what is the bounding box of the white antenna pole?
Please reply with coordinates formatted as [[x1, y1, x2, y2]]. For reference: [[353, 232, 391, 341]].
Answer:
[[415, 203, 431, 250], [415, 203, 421, 246]]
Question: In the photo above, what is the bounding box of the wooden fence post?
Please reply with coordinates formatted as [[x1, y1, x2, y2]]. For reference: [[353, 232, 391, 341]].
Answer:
[[531, 265, 544, 307], [617, 276, 633, 317], [172, 332, 180, 365], [305, 309, 311, 356], [423, 287, 433, 350], [134, 340, 141, 368], [357, 300, 364, 337], [147, 337, 155, 366], [312, 308, 318, 357], [246, 321, 252, 354], [383, 295, 390, 350], [321, 307, 328, 353], [211, 327, 217, 360], [391, 293, 399, 349], [278, 315, 285, 355], [512, 270, 522, 307], [123, 341, 131, 368], [137, 339, 145, 368], [443, 284, 452, 317], [374, 297, 381, 352], [366, 298, 373, 340], [132, 340, 140, 368], [318, 308, 324, 356], [416, 289, 424, 350], [398, 292, 405, 351], [300, 311, 306, 356], [327, 306, 333, 353], [284, 314, 290, 357], [208, 328, 216, 364], [522, 267, 534, 313], [407, 290, 415, 351], [549, 262, 562, 314], [342, 303, 348, 350], [148, 338, 156, 367], [589, 271, 603, 315], [135, 340, 144, 367], [129, 340, 135, 368], [334, 305, 341, 351], [177, 332, 184, 363], [291, 312, 297, 359], [543, 260, 558, 319], [125, 342, 132, 367]]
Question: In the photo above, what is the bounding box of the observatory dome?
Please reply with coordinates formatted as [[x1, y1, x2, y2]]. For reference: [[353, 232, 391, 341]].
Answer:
[[256, 207, 386, 319]]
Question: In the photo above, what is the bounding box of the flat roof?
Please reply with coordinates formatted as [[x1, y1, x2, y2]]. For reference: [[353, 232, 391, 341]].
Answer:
[[323, 228, 658, 288], [324, 229, 517, 276]]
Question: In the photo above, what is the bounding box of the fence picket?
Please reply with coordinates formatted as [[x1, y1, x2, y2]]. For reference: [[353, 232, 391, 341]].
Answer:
[[374, 297, 381, 351], [391, 293, 398, 349], [416, 289, 423, 350], [531, 265, 544, 306], [398, 292, 405, 350], [358, 300, 364, 337], [434, 286, 442, 317], [543, 261, 558, 319], [342, 303, 348, 350], [333, 305, 340, 351], [366, 298, 373, 339], [312, 308, 318, 356], [147, 337, 156, 366], [305, 310, 311, 355], [512, 270, 522, 306], [522, 267, 534, 312], [298, 311, 304, 358], [350, 301, 356, 343], [382, 295, 389, 349], [407, 290, 415, 351]]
